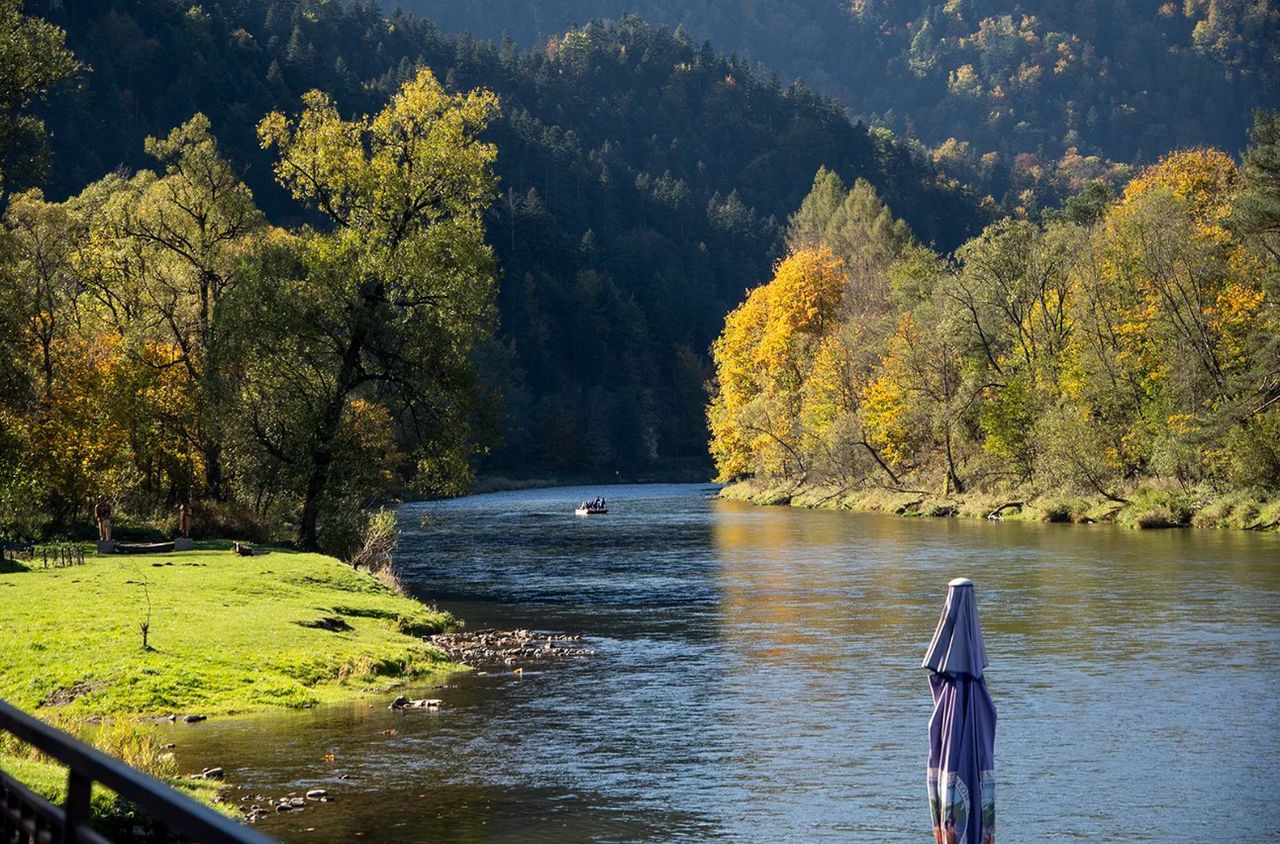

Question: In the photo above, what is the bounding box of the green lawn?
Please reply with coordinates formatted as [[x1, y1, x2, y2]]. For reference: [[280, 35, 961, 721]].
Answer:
[[1, 546, 455, 824], [0, 547, 460, 716], [0, 754, 226, 821]]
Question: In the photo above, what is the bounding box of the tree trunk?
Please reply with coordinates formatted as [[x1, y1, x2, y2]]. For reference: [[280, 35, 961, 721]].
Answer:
[[943, 425, 964, 494], [297, 449, 333, 551], [859, 439, 900, 486], [297, 307, 371, 551], [203, 441, 225, 501]]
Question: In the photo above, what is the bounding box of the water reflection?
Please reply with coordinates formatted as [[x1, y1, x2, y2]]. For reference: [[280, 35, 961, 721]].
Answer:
[[171, 485, 1280, 841]]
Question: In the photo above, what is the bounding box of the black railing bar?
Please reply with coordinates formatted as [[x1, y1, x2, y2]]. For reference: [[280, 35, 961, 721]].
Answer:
[[0, 700, 275, 844], [1, 767, 110, 844]]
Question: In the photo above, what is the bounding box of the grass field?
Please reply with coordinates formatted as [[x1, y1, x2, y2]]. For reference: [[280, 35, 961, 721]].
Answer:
[[0, 545, 460, 820], [0, 545, 460, 716]]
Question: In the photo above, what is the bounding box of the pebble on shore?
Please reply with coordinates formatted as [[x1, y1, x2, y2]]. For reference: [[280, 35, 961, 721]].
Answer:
[[424, 629, 593, 667]]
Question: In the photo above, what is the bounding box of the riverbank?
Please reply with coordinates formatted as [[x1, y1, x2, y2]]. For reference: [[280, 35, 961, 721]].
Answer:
[[0, 545, 461, 819], [719, 479, 1280, 531], [0, 545, 460, 716], [468, 461, 714, 495]]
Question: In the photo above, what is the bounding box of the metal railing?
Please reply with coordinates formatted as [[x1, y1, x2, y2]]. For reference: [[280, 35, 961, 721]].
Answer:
[[0, 699, 276, 843]]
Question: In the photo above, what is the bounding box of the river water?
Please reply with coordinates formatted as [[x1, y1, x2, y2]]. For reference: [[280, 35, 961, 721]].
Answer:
[[172, 484, 1280, 841]]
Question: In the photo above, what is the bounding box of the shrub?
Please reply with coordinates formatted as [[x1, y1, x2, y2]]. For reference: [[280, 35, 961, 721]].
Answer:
[[1134, 505, 1179, 529], [1224, 410, 1280, 492], [395, 608, 455, 637], [1117, 486, 1193, 529], [349, 508, 398, 573], [1038, 501, 1073, 523], [88, 719, 177, 780], [196, 499, 273, 543]]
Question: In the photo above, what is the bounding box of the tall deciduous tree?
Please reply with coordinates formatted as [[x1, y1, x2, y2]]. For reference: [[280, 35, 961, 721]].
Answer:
[[85, 114, 265, 500], [709, 247, 849, 481], [253, 68, 499, 550]]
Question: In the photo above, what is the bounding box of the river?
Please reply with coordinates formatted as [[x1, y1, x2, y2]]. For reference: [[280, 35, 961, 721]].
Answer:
[[172, 483, 1280, 841]]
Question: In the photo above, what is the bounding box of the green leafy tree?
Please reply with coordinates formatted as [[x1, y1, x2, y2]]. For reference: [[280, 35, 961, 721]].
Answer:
[[1230, 110, 1280, 263], [252, 68, 499, 549], [85, 114, 265, 501]]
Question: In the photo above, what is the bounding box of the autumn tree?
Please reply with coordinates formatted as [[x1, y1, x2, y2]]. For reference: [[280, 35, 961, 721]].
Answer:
[[709, 248, 847, 481], [950, 219, 1080, 477], [2, 190, 84, 399], [78, 115, 266, 501]]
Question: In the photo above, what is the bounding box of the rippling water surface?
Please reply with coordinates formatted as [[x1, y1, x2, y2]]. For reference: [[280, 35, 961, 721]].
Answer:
[[172, 484, 1280, 841]]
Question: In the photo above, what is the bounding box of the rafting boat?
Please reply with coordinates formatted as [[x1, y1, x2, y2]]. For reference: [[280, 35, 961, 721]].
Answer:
[[574, 506, 608, 516]]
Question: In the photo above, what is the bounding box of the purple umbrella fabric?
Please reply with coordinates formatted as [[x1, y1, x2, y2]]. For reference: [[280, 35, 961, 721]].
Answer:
[[923, 577, 996, 844]]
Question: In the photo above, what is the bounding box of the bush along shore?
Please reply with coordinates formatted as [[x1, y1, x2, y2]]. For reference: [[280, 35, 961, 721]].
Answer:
[[720, 480, 1280, 532], [0, 544, 462, 824]]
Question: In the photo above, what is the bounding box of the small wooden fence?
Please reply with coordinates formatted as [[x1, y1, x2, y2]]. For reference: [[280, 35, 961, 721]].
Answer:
[[0, 699, 275, 844], [1, 543, 85, 568]]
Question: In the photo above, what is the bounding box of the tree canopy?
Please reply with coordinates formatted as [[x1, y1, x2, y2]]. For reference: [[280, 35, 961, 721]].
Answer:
[[0, 69, 500, 550], [710, 117, 1280, 507]]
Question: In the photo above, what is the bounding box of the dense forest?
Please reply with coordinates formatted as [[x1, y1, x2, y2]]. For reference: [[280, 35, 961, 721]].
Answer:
[[709, 115, 1280, 525], [2, 0, 502, 548], [23, 0, 984, 480], [1, 0, 986, 543], [397, 0, 1280, 211], [3, 0, 1277, 544]]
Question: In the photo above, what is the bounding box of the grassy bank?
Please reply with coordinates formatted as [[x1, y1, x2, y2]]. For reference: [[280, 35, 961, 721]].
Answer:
[[0, 545, 459, 715], [720, 480, 1280, 532], [0, 545, 460, 821]]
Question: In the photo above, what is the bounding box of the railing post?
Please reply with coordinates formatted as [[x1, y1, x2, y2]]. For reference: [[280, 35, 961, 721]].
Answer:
[[63, 769, 92, 844], [2, 698, 274, 843]]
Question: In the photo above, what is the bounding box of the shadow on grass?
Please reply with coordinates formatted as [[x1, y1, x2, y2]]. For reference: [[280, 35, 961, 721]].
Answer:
[[0, 557, 31, 573]]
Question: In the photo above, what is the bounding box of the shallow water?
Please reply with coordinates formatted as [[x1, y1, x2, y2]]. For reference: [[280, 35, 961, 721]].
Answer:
[[171, 484, 1280, 841]]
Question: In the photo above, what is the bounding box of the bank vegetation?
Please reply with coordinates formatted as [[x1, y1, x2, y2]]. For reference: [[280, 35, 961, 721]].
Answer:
[[709, 114, 1280, 531]]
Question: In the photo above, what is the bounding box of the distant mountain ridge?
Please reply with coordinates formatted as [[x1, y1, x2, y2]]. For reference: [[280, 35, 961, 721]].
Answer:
[[30, 0, 985, 475], [390, 0, 1280, 209]]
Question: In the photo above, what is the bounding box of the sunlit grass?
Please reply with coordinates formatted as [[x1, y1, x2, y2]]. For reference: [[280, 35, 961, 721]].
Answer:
[[0, 546, 461, 825], [0, 547, 459, 717]]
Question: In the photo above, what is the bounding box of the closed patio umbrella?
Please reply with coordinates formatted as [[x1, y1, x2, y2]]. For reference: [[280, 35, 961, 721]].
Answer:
[[923, 577, 996, 844]]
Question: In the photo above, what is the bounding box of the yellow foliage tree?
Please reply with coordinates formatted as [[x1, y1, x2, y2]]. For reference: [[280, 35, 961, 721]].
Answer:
[[2, 334, 137, 520], [1067, 147, 1267, 480], [709, 247, 847, 481]]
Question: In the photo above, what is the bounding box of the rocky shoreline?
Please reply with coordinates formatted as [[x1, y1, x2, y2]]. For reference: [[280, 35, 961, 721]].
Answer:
[[424, 628, 594, 668], [236, 627, 595, 825], [241, 788, 333, 823]]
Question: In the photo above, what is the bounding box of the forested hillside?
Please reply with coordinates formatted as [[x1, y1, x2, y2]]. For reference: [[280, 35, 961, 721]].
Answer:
[[399, 0, 1280, 211], [26, 0, 983, 479]]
